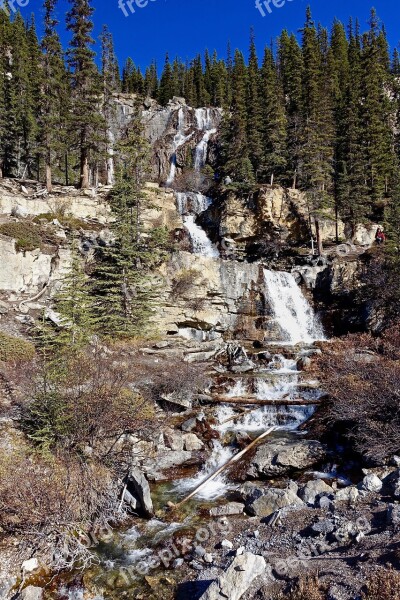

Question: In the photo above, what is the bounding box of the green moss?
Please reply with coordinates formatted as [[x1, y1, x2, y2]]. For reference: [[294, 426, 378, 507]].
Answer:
[[0, 332, 35, 362], [0, 222, 42, 252]]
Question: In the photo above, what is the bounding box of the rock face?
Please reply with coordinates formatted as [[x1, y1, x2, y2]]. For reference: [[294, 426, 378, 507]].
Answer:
[[198, 552, 266, 600], [247, 439, 326, 479]]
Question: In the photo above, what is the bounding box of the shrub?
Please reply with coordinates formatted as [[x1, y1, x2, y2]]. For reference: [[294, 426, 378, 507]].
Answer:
[[171, 268, 201, 299], [0, 444, 120, 568], [312, 324, 400, 462], [362, 567, 400, 599], [0, 221, 42, 252], [282, 576, 326, 600], [20, 347, 155, 460], [0, 332, 35, 362]]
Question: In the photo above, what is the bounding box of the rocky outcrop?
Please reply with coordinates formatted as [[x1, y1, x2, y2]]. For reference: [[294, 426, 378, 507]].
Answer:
[[127, 468, 154, 518], [198, 552, 266, 600]]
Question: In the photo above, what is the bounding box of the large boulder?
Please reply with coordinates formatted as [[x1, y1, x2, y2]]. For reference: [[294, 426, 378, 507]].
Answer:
[[247, 439, 326, 479], [240, 483, 304, 518], [299, 479, 334, 506], [198, 552, 267, 600], [127, 468, 154, 518]]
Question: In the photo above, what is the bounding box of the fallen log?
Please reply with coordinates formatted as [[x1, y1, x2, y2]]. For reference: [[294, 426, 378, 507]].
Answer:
[[169, 426, 278, 509], [208, 396, 321, 406]]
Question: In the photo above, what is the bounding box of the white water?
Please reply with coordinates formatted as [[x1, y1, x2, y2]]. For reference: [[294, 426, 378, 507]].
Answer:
[[263, 269, 325, 345], [183, 215, 219, 258], [216, 404, 313, 434], [194, 108, 217, 171], [174, 440, 235, 500], [166, 108, 193, 186]]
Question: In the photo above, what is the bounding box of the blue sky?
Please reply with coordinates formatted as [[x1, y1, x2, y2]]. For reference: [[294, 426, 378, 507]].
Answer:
[[22, 0, 400, 70]]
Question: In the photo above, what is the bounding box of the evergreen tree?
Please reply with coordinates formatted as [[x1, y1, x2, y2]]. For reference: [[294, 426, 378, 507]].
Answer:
[[144, 60, 158, 98], [40, 0, 69, 191], [247, 31, 263, 179], [278, 30, 303, 187], [92, 111, 164, 338], [260, 46, 287, 184], [222, 50, 254, 184], [100, 25, 120, 185], [158, 53, 174, 106], [66, 0, 105, 188]]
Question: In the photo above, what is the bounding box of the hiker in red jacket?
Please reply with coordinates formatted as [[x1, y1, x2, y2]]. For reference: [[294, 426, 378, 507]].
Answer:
[[375, 227, 386, 245]]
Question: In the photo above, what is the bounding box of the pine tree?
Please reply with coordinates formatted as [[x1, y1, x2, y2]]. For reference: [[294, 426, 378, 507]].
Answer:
[[360, 9, 395, 206], [144, 60, 158, 98], [40, 0, 69, 192], [92, 111, 163, 338], [299, 9, 335, 252], [260, 46, 287, 185], [222, 50, 254, 184], [278, 30, 303, 188], [158, 53, 174, 106], [100, 25, 120, 185], [247, 30, 263, 179], [0, 9, 13, 178], [66, 0, 105, 188]]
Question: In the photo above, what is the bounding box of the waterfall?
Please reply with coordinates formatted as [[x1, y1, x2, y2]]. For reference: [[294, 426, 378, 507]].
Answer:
[[194, 108, 217, 171], [182, 215, 219, 258], [166, 108, 193, 186], [263, 269, 324, 345], [174, 440, 235, 500]]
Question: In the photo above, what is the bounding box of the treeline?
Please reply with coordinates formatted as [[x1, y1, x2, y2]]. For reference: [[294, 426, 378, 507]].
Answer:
[[1, 2, 400, 233], [131, 8, 398, 231]]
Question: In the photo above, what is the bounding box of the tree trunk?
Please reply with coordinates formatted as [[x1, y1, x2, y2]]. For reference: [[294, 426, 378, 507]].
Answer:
[[315, 219, 323, 256], [80, 150, 90, 189], [45, 151, 52, 193]]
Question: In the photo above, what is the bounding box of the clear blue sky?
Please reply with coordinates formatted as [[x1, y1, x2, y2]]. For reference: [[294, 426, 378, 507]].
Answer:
[[23, 0, 400, 71]]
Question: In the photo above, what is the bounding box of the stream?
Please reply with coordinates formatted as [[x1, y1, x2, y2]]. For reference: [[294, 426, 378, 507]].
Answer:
[[53, 107, 327, 599]]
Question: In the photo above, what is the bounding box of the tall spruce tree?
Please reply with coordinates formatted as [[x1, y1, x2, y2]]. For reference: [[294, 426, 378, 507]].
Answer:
[[40, 0, 69, 191], [260, 46, 287, 185], [92, 111, 163, 338], [66, 0, 105, 188], [247, 31, 263, 179]]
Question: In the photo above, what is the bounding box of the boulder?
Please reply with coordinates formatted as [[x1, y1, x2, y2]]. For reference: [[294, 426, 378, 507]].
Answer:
[[383, 469, 400, 499], [20, 587, 43, 600], [244, 486, 304, 518], [299, 479, 334, 506], [335, 486, 359, 504], [21, 558, 39, 576], [360, 474, 382, 493], [163, 428, 184, 451], [198, 552, 266, 600], [311, 518, 335, 536], [183, 433, 204, 451], [0, 300, 9, 314], [127, 468, 154, 518], [209, 502, 245, 517], [247, 439, 326, 479], [387, 504, 400, 531]]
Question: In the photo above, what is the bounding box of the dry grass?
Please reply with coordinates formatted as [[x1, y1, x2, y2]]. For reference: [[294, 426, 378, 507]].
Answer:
[[362, 567, 400, 600]]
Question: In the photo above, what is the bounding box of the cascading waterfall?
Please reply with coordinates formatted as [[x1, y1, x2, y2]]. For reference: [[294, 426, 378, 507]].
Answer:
[[174, 440, 235, 500], [194, 108, 217, 171], [172, 108, 220, 258], [166, 108, 193, 187], [263, 269, 325, 345]]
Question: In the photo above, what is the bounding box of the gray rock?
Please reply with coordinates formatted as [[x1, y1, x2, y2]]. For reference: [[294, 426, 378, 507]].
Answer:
[[204, 553, 214, 564], [183, 433, 204, 451], [0, 300, 9, 314], [247, 439, 326, 479], [299, 479, 334, 506], [209, 502, 245, 517], [383, 469, 400, 499], [122, 489, 138, 511], [181, 417, 197, 432], [173, 558, 184, 568], [360, 474, 382, 493], [220, 539, 233, 550], [20, 587, 43, 600], [127, 468, 154, 517], [335, 486, 359, 504], [163, 428, 184, 451], [311, 518, 335, 535], [387, 504, 400, 530], [198, 552, 266, 600], [246, 487, 304, 518]]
